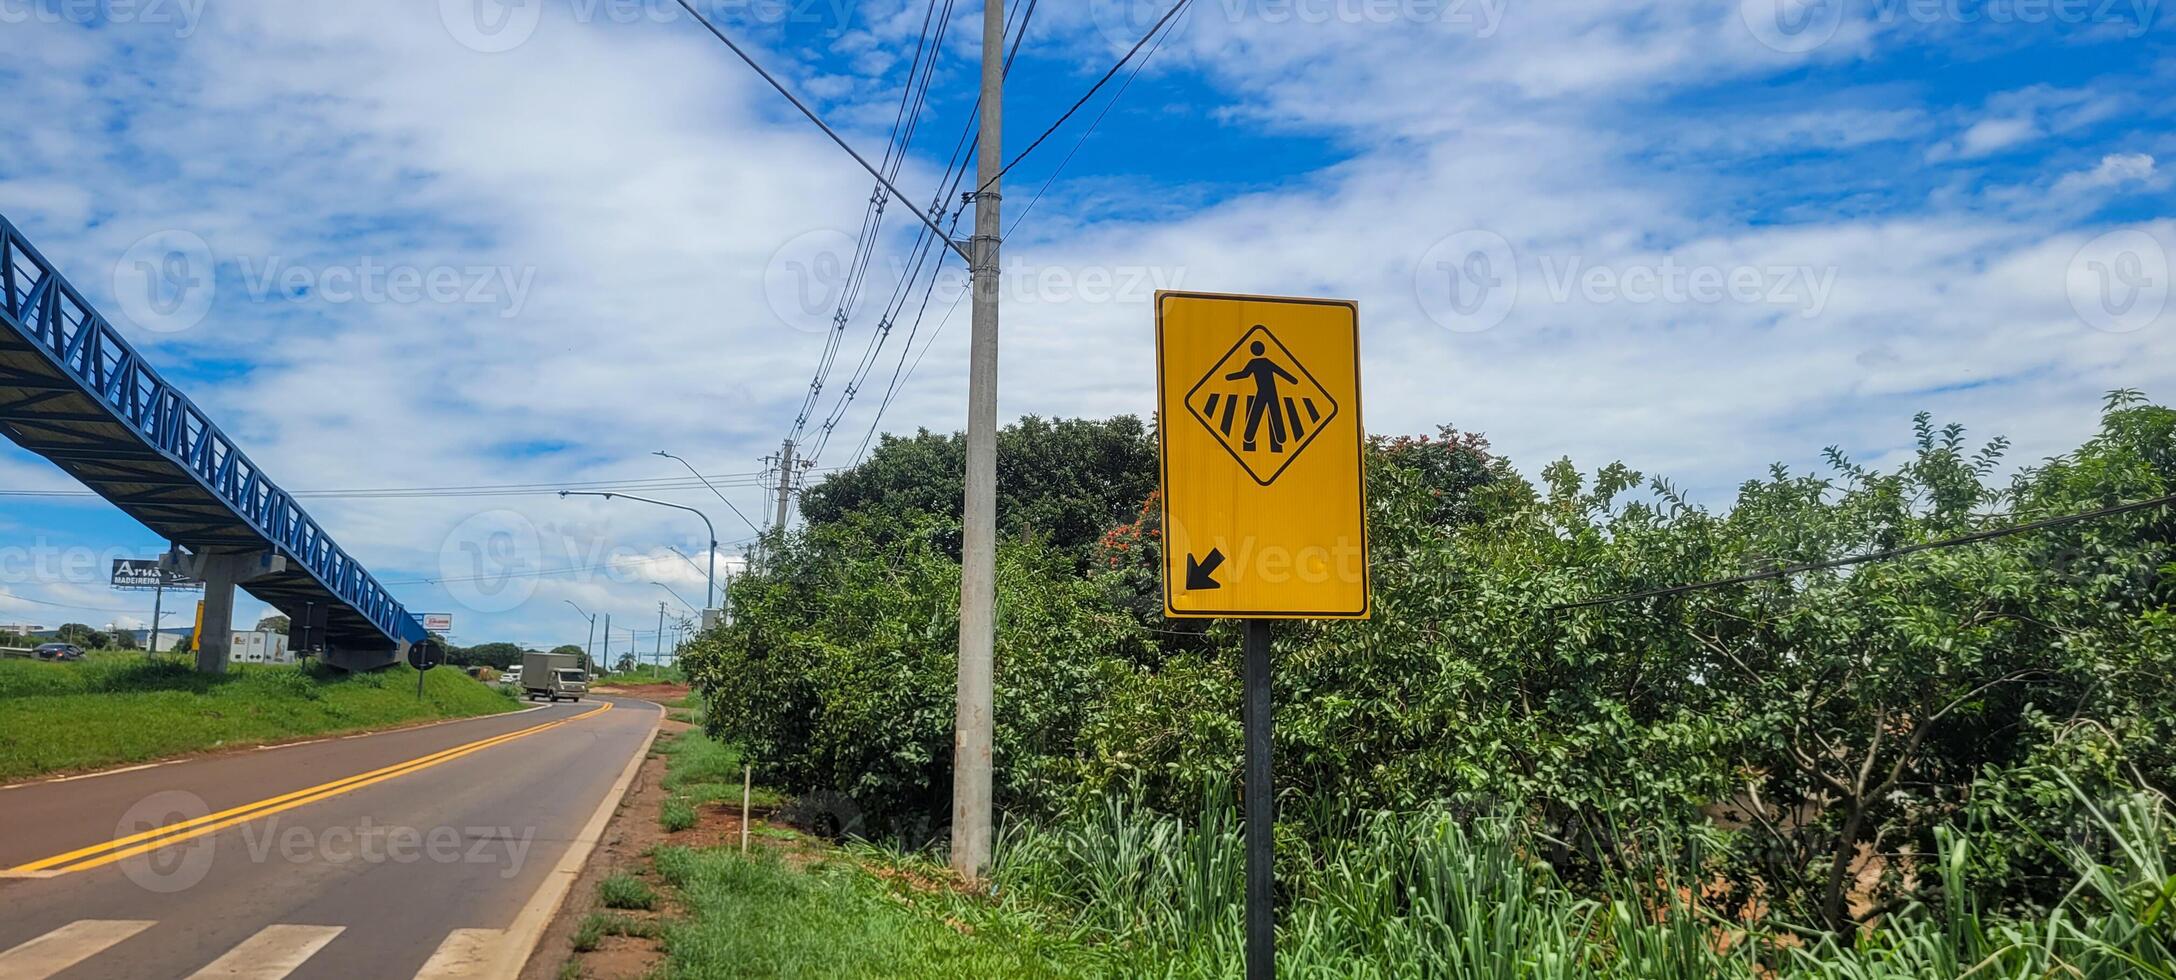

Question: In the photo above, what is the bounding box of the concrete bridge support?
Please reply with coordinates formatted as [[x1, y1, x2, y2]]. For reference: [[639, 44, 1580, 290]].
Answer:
[[165, 549, 288, 674]]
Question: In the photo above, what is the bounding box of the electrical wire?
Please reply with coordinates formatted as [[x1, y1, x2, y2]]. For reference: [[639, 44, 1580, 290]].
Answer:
[[667, 0, 967, 257], [974, 0, 1195, 194], [0, 469, 826, 501], [0, 593, 146, 615], [788, 0, 956, 444], [1008, 0, 1181, 234], [802, 0, 1039, 467], [1548, 492, 2176, 612]]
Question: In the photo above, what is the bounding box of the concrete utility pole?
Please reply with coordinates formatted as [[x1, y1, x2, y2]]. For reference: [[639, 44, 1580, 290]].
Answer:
[[148, 559, 166, 659], [655, 602, 666, 678], [772, 439, 797, 532], [951, 0, 1004, 882]]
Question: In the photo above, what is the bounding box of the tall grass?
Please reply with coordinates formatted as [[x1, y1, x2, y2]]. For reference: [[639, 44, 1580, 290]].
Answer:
[[991, 789, 2176, 978]]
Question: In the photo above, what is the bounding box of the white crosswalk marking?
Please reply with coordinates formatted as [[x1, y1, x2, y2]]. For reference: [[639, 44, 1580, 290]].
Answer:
[[185, 924, 343, 979], [412, 928, 506, 979], [0, 921, 508, 979], [0, 920, 155, 979]]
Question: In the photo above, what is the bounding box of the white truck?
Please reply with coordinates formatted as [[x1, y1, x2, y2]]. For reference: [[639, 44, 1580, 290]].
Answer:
[[519, 651, 588, 702]]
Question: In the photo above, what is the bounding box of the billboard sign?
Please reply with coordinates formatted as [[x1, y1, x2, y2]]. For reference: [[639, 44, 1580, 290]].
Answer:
[[110, 559, 204, 592]]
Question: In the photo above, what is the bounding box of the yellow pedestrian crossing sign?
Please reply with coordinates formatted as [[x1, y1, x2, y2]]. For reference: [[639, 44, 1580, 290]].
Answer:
[[1187, 325, 1339, 486], [1157, 291, 1369, 620]]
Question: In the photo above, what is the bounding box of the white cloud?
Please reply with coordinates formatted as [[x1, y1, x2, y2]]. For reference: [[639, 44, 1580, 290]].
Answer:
[[2052, 152, 2160, 194], [1, 0, 2169, 644]]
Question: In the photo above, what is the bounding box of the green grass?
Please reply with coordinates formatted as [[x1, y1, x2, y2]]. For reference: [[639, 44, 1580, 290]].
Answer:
[[0, 654, 518, 781], [651, 846, 1106, 979], [661, 796, 698, 833], [571, 912, 607, 953], [638, 781, 2176, 979], [638, 727, 1109, 976], [654, 729, 787, 835], [600, 873, 659, 911]]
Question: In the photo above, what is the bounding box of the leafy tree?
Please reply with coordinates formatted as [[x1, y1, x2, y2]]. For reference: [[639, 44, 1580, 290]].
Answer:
[[683, 512, 1148, 840], [255, 614, 290, 633], [56, 623, 109, 649], [688, 397, 2176, 934], [799, 415, 1157, 564], [448, 642, 524, 669], [550, 644, 585, 658]]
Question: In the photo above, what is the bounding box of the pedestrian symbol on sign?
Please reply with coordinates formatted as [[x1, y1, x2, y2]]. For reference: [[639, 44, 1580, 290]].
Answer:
[[1186, 325, 1338, 486]]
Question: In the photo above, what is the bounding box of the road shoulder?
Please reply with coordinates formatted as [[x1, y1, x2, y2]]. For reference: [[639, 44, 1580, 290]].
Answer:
[[518, 709, 693, 980]]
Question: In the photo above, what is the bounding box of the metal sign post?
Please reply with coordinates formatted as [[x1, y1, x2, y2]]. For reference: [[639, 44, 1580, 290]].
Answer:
[[1156, 290, 1370, 979], [408, 639, 443, 699], [1241, 619, 1275, 979]]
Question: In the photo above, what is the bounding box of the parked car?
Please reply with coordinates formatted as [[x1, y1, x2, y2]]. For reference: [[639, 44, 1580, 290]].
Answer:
[[32, 642, 85, 661]]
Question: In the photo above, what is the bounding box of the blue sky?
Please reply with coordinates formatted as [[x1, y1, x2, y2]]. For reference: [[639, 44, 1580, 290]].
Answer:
[[1, 0, 2171, 647]]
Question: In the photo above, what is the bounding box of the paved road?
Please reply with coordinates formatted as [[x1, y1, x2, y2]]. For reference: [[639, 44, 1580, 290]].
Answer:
[[0, 695, 659, 979]]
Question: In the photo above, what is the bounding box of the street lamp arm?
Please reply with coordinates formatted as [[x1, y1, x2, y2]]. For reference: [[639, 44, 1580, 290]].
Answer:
[[558, 489, 719, 612], [652, 452, 766, 537]]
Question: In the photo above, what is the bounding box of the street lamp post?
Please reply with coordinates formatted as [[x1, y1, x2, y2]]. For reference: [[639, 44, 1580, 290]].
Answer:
[[558, 490, 716, 612], [564, 600, 597, 673], [653, 451, 767, 590], [673, 546, 733, 628], [651, 452, 765, 540]]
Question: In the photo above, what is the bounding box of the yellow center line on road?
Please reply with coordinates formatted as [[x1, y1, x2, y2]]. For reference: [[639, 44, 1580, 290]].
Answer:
[[6, 702, 612, 876]]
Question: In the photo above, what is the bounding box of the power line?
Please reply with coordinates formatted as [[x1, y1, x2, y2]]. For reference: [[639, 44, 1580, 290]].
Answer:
[[379, 539, 760, 589], [0, 593, 145, 615], [853, 235, 969, 463], [976, 0, 1195, 194], [1009, 0, 1181, 234], [803, 0, 1039, 466], [1549, 492, 2176, 612], [667, 0, 967, 258], [788, 0, 957, 445], [0, 469, 822, 501]]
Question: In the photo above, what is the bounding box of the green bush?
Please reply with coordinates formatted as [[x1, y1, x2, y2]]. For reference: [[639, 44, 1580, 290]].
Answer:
[[686, 397, 2176, 937]]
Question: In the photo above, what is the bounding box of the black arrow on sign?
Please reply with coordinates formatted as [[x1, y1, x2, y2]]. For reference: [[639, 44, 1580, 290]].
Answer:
[[1186, 549, 1226, 591]]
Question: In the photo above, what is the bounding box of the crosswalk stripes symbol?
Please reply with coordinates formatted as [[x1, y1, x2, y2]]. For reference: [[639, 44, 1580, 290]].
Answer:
[[1185, 324, 1338, 486]]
